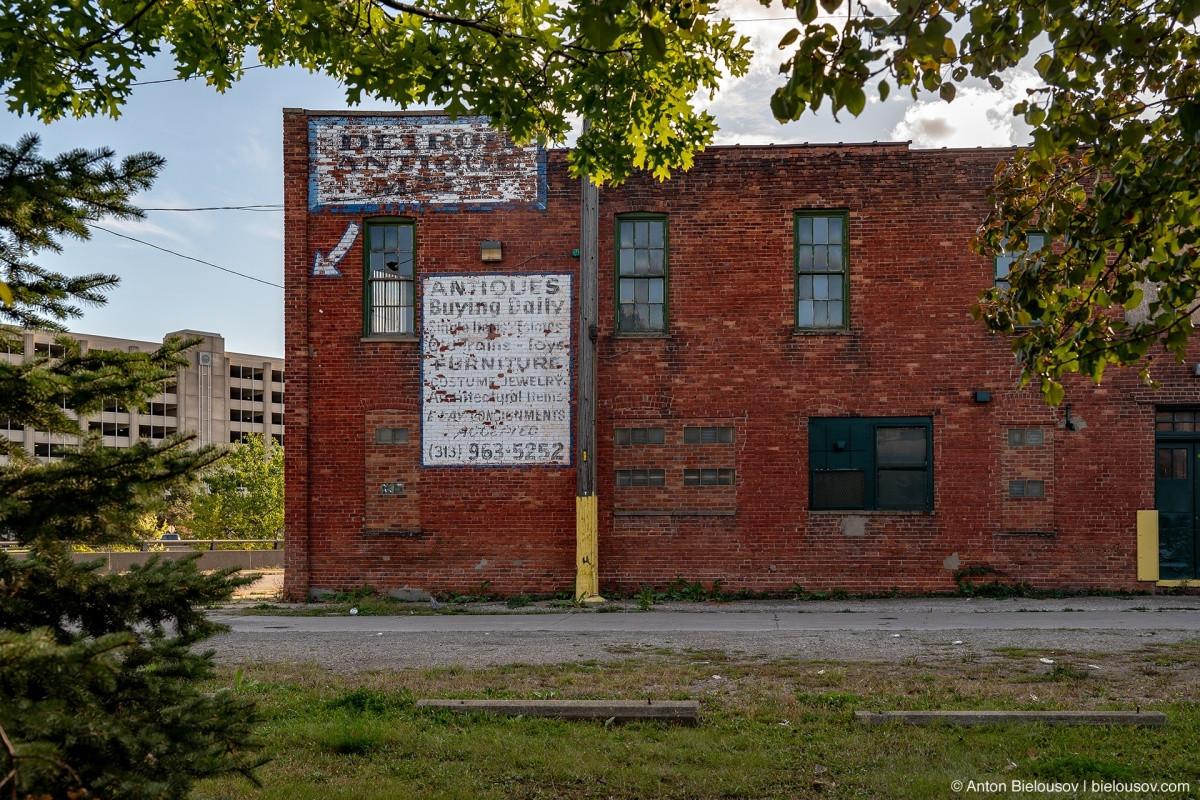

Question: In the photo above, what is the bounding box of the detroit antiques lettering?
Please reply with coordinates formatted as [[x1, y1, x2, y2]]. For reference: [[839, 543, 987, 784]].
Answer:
[[309, 117, 543, 210]]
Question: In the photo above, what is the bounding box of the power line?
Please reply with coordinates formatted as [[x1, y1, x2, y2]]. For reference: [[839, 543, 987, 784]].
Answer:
[[92, 225, 284, 289], [142, 205, 282, 211], [130, 64, 269, 87]]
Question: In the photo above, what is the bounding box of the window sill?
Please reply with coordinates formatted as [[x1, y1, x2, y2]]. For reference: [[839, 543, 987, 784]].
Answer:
[[808, 509, 934, 516], [363, 529, 424, 538], [793, 328, 853, 336], [613, 509, 736, 517], [361, 335, 418, 343], [612, 332, 671, 340]]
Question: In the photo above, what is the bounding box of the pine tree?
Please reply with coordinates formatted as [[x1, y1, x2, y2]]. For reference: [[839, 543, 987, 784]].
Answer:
[[0, 135, 260, 800]]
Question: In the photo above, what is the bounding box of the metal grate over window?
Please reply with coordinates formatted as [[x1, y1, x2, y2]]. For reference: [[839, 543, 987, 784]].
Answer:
[[366, 222, 415, 335]]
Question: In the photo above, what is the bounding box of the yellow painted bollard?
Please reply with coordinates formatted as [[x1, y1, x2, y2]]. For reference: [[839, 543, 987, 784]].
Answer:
[[1136, 510, 1159, 583], [575, 495, 603, 602]]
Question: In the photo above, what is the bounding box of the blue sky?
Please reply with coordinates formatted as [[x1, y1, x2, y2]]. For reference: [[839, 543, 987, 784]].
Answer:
[[0, 5, 1033, 358]]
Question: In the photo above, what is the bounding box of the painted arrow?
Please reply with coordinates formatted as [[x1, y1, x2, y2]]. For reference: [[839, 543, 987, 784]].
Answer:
[[312, 221, 361, 277]]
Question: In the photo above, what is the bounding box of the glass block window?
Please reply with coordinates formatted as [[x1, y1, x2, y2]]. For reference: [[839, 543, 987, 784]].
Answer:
[[795, 212, 848, 329], [616, 216, 667, 333], [683, 468, 735, 486], [375, 427, 409, 445], [995, 232, 1047, 289], [809, 417, 933, 511], [365, 221, 415, 335], [1008, 479, 1046, 498], [683, 426, 734, 444], [614, 427, 665, 445], [615, 469, 666, 487], [1008, 428, 1046, 447]]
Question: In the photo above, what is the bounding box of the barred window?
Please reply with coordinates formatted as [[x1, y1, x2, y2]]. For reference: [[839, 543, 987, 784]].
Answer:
[[365, 221, 415, 335]]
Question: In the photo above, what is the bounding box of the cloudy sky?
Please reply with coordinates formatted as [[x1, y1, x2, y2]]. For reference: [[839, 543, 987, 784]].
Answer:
[[0, 2, 1036, 357]]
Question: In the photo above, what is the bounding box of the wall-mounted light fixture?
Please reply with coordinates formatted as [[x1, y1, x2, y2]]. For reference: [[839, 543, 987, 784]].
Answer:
[[480, 240, 503, 262]]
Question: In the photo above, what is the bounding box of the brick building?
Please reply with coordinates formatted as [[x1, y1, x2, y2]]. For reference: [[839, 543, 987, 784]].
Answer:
[[283, 109, 1200, 600]]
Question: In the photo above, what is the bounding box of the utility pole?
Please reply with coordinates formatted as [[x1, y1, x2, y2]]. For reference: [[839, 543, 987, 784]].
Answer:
[[575, 119, 603, 602]]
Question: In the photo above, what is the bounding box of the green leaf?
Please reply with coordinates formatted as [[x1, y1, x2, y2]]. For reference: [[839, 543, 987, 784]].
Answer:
[[0, 280, 12, 307], [794, 0, 819, 25], [1043, 381, 1065, 406], [641, 23, 668, 60], [779, 28, 800, 48], [939, 82, 956, 102], [842, 85, 866, 116], [770, 87, 801, 121], [878, 80, 890, 101], [580, 7, 621, 50], [1179, 101, 1200, 143], [818, 0, 842, 14]]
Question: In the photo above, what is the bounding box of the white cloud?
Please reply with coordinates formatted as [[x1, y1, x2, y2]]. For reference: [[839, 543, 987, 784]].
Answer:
[[890, 70, 1040, 148]]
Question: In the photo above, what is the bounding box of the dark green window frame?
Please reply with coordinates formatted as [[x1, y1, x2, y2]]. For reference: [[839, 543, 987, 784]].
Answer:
[[808, 417, 933, 511], [615, 214, 668, 334], [795, 211, 849, 329], [364, 219, 416, 336]]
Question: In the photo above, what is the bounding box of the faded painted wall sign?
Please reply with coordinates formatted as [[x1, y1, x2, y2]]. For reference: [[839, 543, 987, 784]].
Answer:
[[421, 273, 572, 467], [308, 115, 546, 212], [312, 221, 360, 277]]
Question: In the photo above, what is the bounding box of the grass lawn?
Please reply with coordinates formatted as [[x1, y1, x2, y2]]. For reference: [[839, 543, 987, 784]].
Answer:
[[196, 641, 1200, 800]]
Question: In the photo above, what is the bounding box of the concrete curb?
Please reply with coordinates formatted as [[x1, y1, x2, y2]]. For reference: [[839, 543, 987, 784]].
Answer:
[[417, 699, 699, 725], [855, 710, 1167, 727]]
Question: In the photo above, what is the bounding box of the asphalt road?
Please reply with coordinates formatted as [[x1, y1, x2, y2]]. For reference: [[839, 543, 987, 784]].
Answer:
[[207, 596, 1200, 672]]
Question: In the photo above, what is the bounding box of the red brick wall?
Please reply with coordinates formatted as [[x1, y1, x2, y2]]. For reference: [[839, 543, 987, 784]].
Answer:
[[284, 111, 1199, 599]]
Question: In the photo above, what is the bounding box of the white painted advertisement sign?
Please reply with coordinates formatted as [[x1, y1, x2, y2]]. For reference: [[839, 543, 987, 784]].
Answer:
[[308, 115, 545, 212], [421, 273, 572, 467]]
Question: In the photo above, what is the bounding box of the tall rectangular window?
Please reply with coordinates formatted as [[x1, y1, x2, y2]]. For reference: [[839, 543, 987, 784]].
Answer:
[[616, 215, 667, 333], [994, 232, 1047, 289], [809, 417, 932, 511], [365, 221, 415, 336], [795, 211, 848, 329]]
